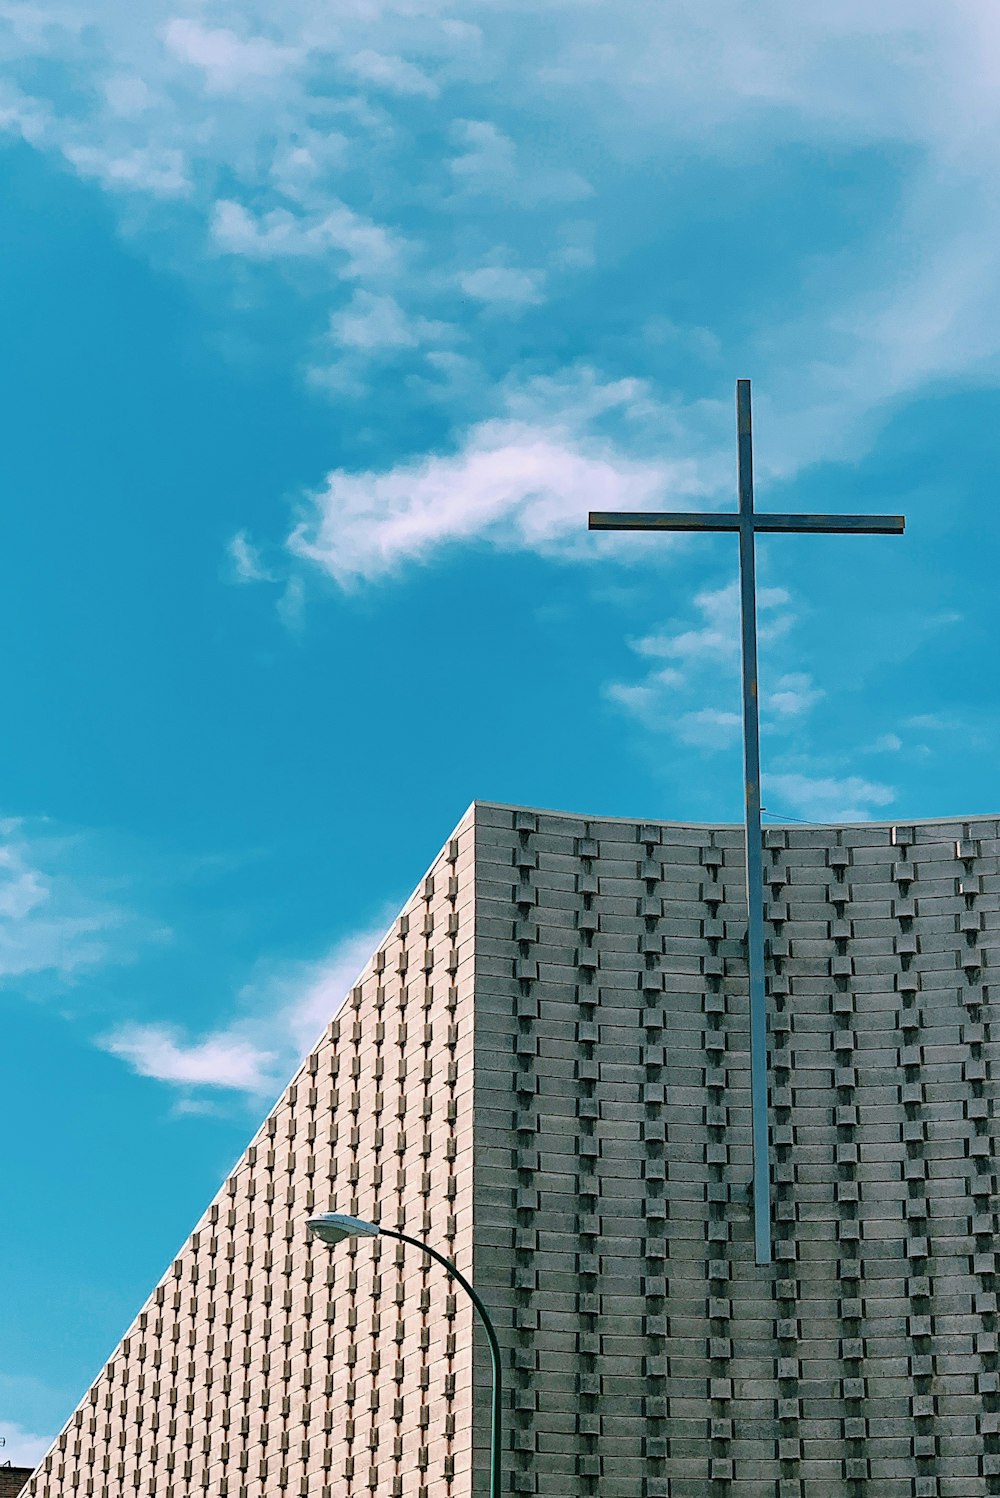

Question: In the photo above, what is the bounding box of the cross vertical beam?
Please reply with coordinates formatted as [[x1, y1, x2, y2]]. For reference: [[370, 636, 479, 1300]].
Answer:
[[735, 379, 772, 1265], [588, 379, 904, 1266]]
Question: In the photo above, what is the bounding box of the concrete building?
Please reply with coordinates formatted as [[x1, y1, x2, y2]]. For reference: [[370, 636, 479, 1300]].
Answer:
[[26, 802, 1000, 1497]]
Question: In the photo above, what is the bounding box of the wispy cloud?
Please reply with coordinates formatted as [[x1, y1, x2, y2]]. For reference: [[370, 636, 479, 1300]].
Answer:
[[227, 530, 273, 583], [764, 771, 895, 822], [101, 1025, 277, 1093], [604, 664, 684, 718], [62, 143, 189, 197], [316, 288, 458, 394], [347, 49, 438, 99], [449, 120, 517, 189], [328, 290, 447, 352], [161, 19, 302, 94], [100, 923, 387, 1098], [276, 575, 306, 634], [0, 1370, 68, 1463], [448, 119, 593, 204], [288, 372, 716, 585], [0, 821, 147, 984], [766, 672, 823, 717], [632, 581, 793, 670], [675, 708, 742, 750], [458, 263, 545, 308], [0, 1417, 55, 1467], [605, 581, 803, 743], [4, 1, 1000, 484], [870, 731, 903, 752], [210, 201, 401, 276], [289, 421, 665, 583]]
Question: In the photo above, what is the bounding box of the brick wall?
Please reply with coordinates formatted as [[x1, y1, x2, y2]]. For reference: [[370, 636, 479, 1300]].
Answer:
[[0, 1470, 35, 1498]]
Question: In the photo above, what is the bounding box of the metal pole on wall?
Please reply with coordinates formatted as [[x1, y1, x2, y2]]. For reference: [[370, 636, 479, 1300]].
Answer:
[[735, 379, 772, 1266]]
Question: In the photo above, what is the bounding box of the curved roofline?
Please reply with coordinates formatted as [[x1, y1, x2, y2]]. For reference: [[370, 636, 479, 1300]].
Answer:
[[467, 798, 998, 831]]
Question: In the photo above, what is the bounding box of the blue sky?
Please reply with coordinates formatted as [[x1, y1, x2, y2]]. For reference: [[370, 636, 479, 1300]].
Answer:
[[2, 0, 1000, 1462]]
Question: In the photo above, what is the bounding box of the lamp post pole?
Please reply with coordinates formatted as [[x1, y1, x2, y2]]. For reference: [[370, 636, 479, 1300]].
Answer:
[[307, 1214, 503, 1498]]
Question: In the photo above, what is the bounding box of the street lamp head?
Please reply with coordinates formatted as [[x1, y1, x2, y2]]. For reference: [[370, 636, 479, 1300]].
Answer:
[[306, 1213, 381, 1247], [305, 1212, 503, 1492]]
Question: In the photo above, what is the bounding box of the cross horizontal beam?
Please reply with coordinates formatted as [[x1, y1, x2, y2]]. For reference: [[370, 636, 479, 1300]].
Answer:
[[589, 511, 905, 535], [589, 383, 906, 1266]]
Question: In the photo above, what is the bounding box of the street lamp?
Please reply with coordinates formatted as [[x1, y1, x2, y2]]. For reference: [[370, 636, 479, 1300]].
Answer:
[[306, 1213, 503, 1498]]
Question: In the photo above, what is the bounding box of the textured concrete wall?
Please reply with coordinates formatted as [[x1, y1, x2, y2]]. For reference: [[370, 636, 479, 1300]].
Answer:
[[26, 805, 477, 1498], [473, 804, 1000, 1498], [26, 801, 1000, 1498]]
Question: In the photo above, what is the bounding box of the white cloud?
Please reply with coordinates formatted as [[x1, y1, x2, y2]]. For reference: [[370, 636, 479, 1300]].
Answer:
[[269, 131, 351, 205], [289, 419, 681, 587], [871, 731, 903, 752], [101, 1024, 278, 1093], [502, 366, 685, 432], [458, 264, 544, 307], [676, 707, 742, 749], [450, 120, 517, 188], [604, 681, 658, 719], [0, 83, 50, 148], [605, 581, 817, 747], [100, 923, 387, 1097], [330, 290, 415, 350], [227, 530, 273, 583], [603, 666, 685, 731], [764, 771, 895, 822], [4, 2, 1000, 552], [103, 75, 155, 117], [552, 222, 597, 270], [0, 1370, 67, 1466], [210, 201, 400, 277], [267, 926, 386, 1058], [348, 49, 438, 98], [2, 1, 999, 487], [632, 581, 792, 669], [448, 119, 592, 205], [287, 366, 723, 585], [0, 827, 140, 982], [328, 290, 448, 352], [60, 144, 189, 196], [304, 359, 368, 399], [161, 19, 300, 93], [276, 575, 306, 633], [0, 846, 48, 921], [0, 1417, 52, 1468], [766, 671, 823, 717]]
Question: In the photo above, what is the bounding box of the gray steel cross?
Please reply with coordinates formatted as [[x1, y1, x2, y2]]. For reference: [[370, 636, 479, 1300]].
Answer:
[[590, 379, 905, 1265]]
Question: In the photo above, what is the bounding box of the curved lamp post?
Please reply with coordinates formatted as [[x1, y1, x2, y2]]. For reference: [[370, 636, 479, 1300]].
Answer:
[[306, 1213, 503, 1498]]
